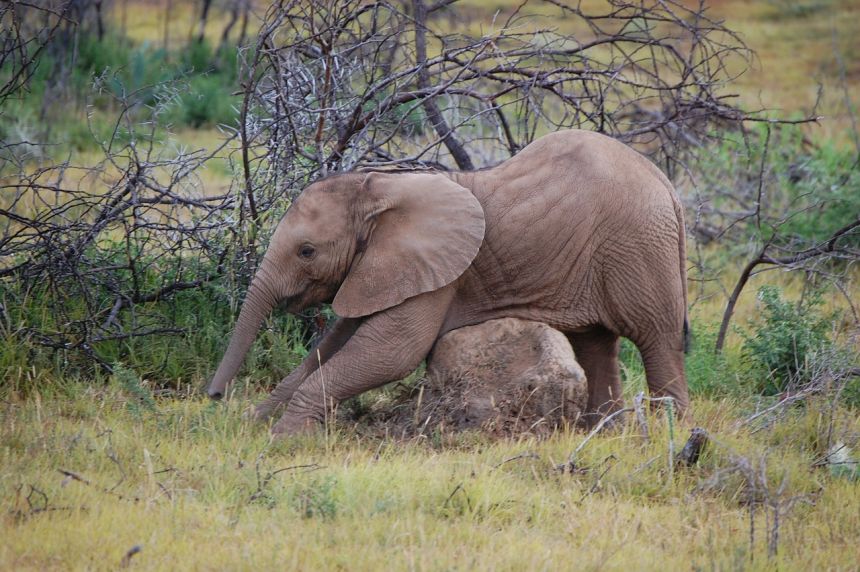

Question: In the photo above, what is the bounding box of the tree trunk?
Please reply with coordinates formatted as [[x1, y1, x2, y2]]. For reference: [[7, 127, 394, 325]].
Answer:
[[217, 0, 240, 55], [197, 0, 214, 43], [163, 0, 172, 55], [94, 0, 105, 41], [237, 0, 250, 48], [411, 0, 474, 171]]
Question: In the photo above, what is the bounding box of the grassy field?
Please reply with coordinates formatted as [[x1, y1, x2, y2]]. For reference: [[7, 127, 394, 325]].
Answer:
[[2, 382, 859, 570]]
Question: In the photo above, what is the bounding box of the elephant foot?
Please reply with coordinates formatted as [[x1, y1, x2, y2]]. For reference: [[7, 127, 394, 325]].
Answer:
[[271, 412, 324, 436], [250, 401, 280, 423]]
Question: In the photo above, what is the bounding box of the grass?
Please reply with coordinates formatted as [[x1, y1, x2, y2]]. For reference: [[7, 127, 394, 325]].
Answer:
[[2, 380, 858, 570]]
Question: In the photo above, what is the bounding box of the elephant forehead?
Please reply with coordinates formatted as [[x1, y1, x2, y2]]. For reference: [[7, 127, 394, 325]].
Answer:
[[280, 195, 350, 240]]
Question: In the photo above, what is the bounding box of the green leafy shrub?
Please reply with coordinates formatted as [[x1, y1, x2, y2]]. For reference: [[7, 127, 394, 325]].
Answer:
[[684, 324, 736, 397], [619, 323, 743, 398], [75, 33, 132, 77], [693, 125, 860, 253], [740, 285, 833, 395], [175, 75, 238, 127], [2, 31, 241, 150], [181, 39, 214, 73]]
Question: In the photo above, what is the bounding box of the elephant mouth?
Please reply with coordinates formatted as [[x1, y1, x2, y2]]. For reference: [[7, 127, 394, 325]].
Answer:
[[281, 281, 338, 314], [280, 291, 323, 314], [279, 293, 305, 313]]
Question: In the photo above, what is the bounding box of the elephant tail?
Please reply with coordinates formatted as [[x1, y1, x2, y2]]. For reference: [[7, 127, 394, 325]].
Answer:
[[684, 316, 692, 354], [669, 179, 691, 354]]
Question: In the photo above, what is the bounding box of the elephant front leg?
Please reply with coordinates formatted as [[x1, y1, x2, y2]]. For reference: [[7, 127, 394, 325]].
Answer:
[[271, 285, 456, 435], [253, 317, 361, 422]]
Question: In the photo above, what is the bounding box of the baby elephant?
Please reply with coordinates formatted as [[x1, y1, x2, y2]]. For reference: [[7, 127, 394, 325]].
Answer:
[[207, 129, 690, 434]]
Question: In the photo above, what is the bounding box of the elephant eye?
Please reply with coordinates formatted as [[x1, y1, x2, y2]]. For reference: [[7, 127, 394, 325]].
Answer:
[[298, 244, 316, 259]]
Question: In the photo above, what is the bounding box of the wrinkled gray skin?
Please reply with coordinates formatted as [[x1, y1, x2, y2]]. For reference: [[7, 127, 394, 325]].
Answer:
[[207, 130, 690, 434]]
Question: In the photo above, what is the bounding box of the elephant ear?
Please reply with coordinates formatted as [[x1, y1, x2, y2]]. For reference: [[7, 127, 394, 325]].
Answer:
[[332, 172, 485, 318]]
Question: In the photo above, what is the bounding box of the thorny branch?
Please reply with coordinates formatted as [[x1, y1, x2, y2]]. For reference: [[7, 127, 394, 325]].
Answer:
[[241, 0, 772, 192]]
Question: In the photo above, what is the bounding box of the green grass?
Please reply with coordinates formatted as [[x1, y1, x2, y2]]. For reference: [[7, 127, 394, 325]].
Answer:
[[1, 382, 858, 570]]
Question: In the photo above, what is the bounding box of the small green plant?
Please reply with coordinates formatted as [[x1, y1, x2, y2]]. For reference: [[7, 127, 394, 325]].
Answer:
[[293, 476, 338, 519], [111, 363, 157, 416], [684, 324, 735, 397], [740, 286, 833, 395]]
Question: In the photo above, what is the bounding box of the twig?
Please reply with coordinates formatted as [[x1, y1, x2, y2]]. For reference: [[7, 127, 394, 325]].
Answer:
[[567, 407, 633, 466], [578, 454, 618, 502], [736, 387, 819, 429], [492, 452, 540, 470], [249, 462, 323, 502], [119, 545, 142, 568], [633, 392, 649, 441], [58, 468, 141, 502]]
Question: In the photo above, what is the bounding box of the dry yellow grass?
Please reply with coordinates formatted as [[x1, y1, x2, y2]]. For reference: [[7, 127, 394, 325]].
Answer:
[[2, 383, 858, 571]]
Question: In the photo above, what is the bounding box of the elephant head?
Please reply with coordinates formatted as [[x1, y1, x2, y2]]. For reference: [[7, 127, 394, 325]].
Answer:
[[206, 171, 485, 399]]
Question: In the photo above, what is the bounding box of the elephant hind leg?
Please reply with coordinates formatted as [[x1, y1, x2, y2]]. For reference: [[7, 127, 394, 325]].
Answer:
[[567, 327, 623, 428], [637, 338, 689, 419]]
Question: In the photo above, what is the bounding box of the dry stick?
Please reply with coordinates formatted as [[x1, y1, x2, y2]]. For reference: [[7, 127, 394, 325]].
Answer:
[[58, 469, 141, 502], [419, 413, 434, 436], [119, 545, 142, 568], [736, 386, 820, 429], [567, 407, 633, 467], [249, 463, 322, 502], [579, 454, 619, 502], [666, 399, 675, 480], [633, 395, 679, 476], [628, 455, 661, 479], [811, 443, 851, 468], [749, 495, 756, 563], [492, 452, 540, 470], [413, 384, 425, 431], [633, 391, 649, 441], [13, 484, 77, 519], [442, 482, 472, 512]]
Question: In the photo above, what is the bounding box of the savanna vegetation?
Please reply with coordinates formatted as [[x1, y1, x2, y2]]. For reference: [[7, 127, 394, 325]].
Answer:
[[1, 1, 858, 570]]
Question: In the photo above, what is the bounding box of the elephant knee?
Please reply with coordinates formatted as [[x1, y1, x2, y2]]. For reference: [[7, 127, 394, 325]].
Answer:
[[252, 399, 284, 423]]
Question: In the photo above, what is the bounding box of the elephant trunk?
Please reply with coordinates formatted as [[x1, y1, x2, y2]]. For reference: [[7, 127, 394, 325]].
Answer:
[[207, 261, 280, 400]]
